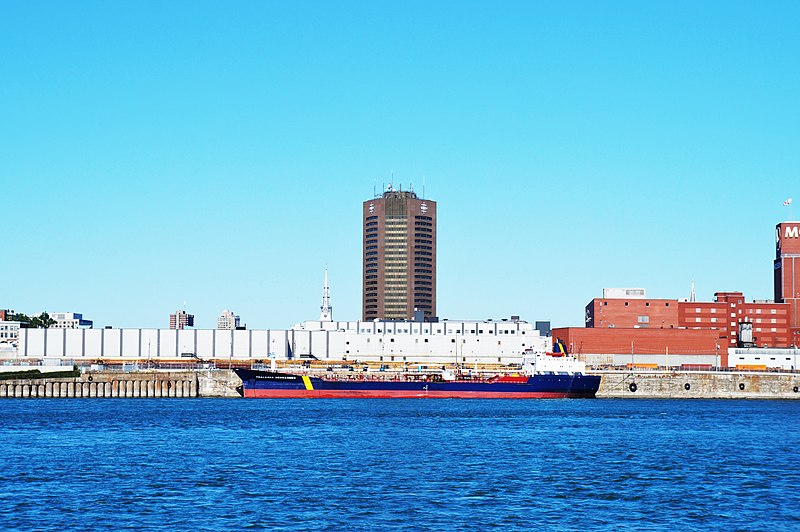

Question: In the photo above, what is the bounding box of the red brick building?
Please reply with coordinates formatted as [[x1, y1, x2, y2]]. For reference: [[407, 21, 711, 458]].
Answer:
[[578, 292, 792, 367], [553, 326, 720, 358], [585, 297, 679, 329], [561, 222, 800, 367], [775, 221, 800, 346], [678, 292, 790, 350]]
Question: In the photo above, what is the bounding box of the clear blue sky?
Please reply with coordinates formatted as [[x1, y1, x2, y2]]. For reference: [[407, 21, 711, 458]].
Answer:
[[2, 1, 798, 329]]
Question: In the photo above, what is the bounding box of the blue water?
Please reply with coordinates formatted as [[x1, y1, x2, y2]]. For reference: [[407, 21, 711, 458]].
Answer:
[[1, 399, 799, 530]]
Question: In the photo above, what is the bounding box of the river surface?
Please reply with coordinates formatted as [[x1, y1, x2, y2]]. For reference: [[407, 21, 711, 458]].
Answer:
[[1, 399, 798, 530]]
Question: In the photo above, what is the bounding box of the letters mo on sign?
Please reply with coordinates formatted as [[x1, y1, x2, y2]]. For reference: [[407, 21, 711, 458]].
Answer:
[[776, 225, 800, 251]]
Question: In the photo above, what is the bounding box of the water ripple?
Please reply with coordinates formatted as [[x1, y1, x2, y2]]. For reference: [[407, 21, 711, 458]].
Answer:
[[0, 399, 799, 529]]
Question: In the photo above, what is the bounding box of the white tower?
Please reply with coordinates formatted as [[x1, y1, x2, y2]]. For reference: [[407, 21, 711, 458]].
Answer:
[[320, 269, 333, 322]]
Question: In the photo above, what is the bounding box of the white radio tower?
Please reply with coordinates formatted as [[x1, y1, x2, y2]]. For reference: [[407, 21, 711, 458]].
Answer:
[[319, 268, 333, 322]]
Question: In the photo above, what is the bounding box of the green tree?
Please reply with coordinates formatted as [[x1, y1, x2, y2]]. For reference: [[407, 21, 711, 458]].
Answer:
[[35, 312, 56, 328], [8, 313, 31, 326], [45, 313, 56, 327], [7, 312, 56, 328]]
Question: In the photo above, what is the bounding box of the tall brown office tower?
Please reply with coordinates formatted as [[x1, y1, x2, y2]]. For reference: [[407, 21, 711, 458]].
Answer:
[[363, 188, 436, 321]]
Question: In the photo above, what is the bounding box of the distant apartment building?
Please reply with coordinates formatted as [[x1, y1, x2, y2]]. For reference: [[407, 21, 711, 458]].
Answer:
[[0, 321, 20, 350], [51, 312, 93, 329], [169, 310, 194, 330], [0, 309, 13, 321], [217, 310, 241, 330], [363, 187, 436, 321]]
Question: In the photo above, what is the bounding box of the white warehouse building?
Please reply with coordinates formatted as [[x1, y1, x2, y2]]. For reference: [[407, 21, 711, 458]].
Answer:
[[15, 318, 550, 365]]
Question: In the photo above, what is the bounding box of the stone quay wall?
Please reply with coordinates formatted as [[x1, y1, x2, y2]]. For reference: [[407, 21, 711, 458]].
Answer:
[[594, 370, 800, 399]]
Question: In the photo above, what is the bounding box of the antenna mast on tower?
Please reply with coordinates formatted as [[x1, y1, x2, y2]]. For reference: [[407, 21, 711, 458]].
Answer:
[[319, 269, 333, 322], [690, 278, 696, 303]]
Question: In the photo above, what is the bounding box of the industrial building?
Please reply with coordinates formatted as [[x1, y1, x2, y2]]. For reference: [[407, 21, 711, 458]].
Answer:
[[552, 326, 721, 367], [556, 221, 800, 367], [363, 187, 436, 321], [15, 317, 549, 366], [728, 347, 800, 371]]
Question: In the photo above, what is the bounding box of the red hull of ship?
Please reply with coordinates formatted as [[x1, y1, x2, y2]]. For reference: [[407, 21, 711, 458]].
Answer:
[[244, 389, 580, 399]]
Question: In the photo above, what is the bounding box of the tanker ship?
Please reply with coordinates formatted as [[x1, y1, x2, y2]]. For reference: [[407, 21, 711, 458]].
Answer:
[[233, 344, 600, 399]]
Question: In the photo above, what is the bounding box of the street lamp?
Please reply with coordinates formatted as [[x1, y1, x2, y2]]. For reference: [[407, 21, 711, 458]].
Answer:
[[454, 331, 459, 369]]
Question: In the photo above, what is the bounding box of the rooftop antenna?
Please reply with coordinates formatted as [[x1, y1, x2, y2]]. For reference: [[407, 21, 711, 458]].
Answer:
[[690, 278, 696, 303]]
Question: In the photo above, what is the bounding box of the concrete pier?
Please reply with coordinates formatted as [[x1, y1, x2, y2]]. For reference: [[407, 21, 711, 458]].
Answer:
[[0, 371, 201, 399]]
